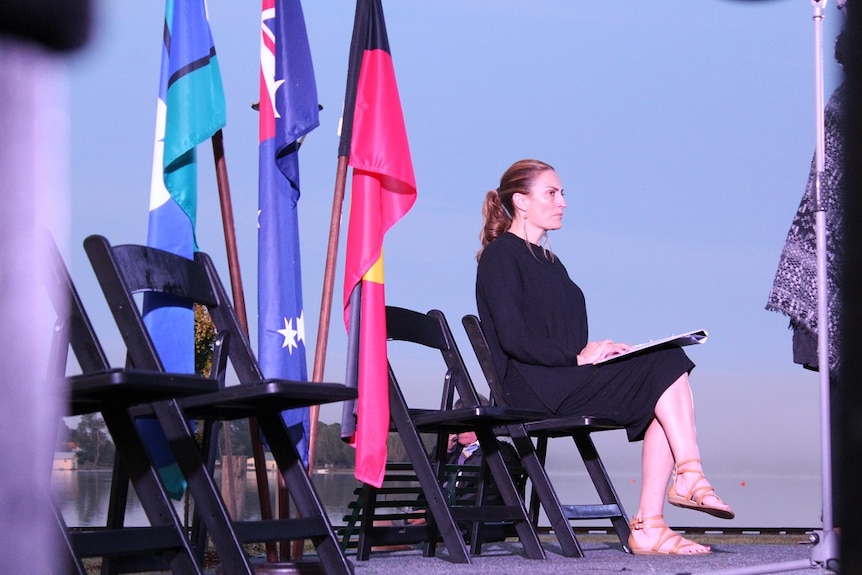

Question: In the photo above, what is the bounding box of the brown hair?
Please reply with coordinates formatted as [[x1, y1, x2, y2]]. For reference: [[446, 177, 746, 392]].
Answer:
[[477, 159, 555, 260]]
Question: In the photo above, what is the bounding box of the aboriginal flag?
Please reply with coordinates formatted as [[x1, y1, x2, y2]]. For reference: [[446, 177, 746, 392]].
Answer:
[[340, 0, 416, 487]]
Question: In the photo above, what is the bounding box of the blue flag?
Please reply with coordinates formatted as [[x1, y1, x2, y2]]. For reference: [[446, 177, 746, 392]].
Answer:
[[257, 0, 319, 466], [145, 0, 226, 499]]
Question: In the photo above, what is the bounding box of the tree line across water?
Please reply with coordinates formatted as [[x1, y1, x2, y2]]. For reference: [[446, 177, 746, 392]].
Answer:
[[57, 416, 419, 470]]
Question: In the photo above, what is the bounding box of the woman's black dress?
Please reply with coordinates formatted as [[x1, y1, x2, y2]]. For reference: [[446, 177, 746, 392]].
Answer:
[[476, 232, 694, 442]]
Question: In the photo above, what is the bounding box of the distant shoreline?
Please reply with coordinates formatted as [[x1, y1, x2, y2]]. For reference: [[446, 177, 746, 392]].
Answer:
[[312, 467, 354, 474]]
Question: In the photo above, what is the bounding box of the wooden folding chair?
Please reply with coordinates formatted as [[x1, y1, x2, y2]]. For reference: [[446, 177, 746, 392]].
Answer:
[[349, 306, 546, 563], [462, 314, 632, 556], [83, 234, 356, 575], [43, 233, 214, 575]]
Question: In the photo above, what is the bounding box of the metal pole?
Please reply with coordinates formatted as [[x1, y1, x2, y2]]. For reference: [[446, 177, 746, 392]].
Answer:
[[811, 0, 835, 534], [700, 1, 840, 573], [810, 0, 841, 566]]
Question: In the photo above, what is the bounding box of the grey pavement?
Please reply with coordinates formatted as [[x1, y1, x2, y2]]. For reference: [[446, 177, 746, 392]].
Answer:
[[243, 534, 836, 575]]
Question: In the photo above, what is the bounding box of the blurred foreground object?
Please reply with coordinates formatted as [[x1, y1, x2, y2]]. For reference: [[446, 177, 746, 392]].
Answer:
[[0, 1, 90, 573]]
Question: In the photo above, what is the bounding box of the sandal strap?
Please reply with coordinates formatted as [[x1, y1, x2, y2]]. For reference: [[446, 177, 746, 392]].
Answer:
[[688, 482, 725, 505], [630, 515, 701, 554], [663, 530, 697, 554], [674, 457, 703, 472], [629, 515, 665, 530], [670, 459, 730, 510]]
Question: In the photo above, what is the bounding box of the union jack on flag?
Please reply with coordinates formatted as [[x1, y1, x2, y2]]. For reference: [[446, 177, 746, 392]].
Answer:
[[257, 0, 319, 465]]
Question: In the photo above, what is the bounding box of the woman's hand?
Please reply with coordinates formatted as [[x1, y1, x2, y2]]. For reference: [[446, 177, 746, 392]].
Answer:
[[577, 340, 631, 365]]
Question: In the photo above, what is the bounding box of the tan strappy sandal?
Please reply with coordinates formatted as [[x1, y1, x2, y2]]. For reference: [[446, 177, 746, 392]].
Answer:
[[667, 457, 735, 519], [627, 515, 711, 555]]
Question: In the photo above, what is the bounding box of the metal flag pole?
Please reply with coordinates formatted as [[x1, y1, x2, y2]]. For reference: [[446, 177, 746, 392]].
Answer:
[[807, 0, 841, 566], [702, 1, 839, 573]]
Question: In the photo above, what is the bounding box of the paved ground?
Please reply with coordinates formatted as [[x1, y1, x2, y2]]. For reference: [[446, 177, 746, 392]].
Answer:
[[82, 532, 837, 575], [241, 533, 837, 575]]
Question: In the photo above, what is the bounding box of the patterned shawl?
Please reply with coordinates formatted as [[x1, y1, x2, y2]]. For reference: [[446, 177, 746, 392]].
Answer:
[[766, 83, 846, 375]]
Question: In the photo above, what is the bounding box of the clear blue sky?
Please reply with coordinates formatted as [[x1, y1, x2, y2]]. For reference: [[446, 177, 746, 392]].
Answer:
[[65, 0, 844, 527]]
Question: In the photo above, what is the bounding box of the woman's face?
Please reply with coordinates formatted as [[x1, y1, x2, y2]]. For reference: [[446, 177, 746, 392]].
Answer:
[[516, 169, 566, 237]]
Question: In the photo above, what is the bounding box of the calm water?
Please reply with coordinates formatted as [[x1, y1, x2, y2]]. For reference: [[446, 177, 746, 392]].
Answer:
[[53, 468, 361, 528], [53, 468, 823, 529]]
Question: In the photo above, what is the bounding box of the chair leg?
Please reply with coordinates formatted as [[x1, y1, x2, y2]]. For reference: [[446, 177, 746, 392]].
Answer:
[[388, 385, 471, 563], [572, 433, 631, 553], [151, 400, 254, 575], [468, 464, 488, 556], [356, 483, 383, 561], [100, 408, 204, 575], [53, 501, 88, 575], [257, 411, 354, 575], [100, 456, 129, 575], [189, 417, 219, 566], [475, 429, 545, 560], [509, 431, 584, 557]]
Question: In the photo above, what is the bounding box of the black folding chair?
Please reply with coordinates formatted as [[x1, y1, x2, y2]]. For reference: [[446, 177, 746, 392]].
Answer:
[[462, 314, 632, 556], [43, 234, 214, 575], [83, 234, 356, 575], [350, 306, 547, 563]]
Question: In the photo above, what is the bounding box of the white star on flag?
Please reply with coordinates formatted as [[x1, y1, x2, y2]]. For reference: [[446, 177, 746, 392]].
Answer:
[[296, 310, 305, 347], [277, 316, 298, 352], [276, 311, 305, 353]]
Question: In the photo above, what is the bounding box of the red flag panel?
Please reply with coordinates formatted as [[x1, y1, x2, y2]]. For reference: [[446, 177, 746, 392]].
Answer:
[[341, 0, 416, 488]]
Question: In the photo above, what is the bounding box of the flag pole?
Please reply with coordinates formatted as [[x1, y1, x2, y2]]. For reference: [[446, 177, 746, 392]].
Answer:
[[306, 0, 366, 475], [307, 154, 350, 472], [307, 0, 365, 481], [211, 129, 279, 562], [212, 130, 251, 330]]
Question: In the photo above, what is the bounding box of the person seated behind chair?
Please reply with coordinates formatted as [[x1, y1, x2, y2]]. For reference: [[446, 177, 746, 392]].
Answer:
[[407, 395, 522, 525], [475, 159, 734, 556]]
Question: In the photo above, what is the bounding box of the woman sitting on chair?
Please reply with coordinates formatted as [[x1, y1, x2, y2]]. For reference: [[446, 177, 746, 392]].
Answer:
[[475, 159, 733, 556]]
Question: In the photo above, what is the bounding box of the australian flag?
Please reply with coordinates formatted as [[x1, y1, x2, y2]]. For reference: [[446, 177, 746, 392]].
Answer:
[[258, 0, 319, 466]]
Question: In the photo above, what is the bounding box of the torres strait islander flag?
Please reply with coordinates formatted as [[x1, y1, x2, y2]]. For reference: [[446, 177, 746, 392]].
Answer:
[[258, 0, 319, 466], [340, 0, 416, 488], [145, 0, 226, 499]]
